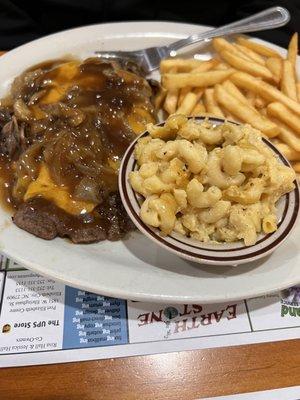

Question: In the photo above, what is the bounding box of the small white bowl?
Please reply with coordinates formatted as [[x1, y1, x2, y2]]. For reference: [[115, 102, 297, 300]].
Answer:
[[119, 117, 300, 266]]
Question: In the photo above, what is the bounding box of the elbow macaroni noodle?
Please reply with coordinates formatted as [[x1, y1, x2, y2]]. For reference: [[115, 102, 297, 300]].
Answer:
[[129, 115, 296, 246]]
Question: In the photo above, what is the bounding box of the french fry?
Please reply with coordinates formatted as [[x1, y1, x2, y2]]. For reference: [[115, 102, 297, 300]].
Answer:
[[267, 102, 300, 136], [193, 87, 204, 97], [245, 90, 256, 107], [234, 43, 266, 65], [212, 37, 257, 63], [224, 80, 263, 114], [162, 69, 234, 90], [178, 87, 203, 107], [163, 66, 178, 113], [214, 62, 230, 70], [158, 31, 300, 171], [178, 87, 191, 106], [265, 57, 282, 84], [212, 37, 235, 53], [160, 58, 207, 73], [231, 72, 300, 115], [176, 92, 199, 115], [218, 103, 238, 121], [260, 107, 267, 116], [219, 50, 273, 80], [287, 33, 298, 71], [271, 137, 281, 144], [224, 112, 238, 122], [203, 88, 224, 118], [191, 102, 206, 116], [215, 101, 242, 122], [154, 87, 167, 109], [191, 58, 219, 73], [272, 118, 300, 151], [236, 36, 282, 58], [254, 96, 267, 109], [164, 89, 179, 114], [276, 142, 300, 161], [297, 82, 300, 101], [222, 80, 251, 106], [215, 84, 279, 137], [281, 60, 297, 101], [177, 88, 203, 115], [292, 161, 300, 172]]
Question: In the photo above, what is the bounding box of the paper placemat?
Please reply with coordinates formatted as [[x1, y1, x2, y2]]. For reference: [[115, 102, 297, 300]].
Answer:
[[0, 255, 299, 368]]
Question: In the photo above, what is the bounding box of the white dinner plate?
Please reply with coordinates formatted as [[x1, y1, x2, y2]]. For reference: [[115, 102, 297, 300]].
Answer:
[[0, 21, 299, 303]]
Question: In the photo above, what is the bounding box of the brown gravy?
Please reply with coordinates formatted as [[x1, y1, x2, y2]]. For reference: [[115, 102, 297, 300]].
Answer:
[[0, 57, 155, 242], [0, 155, 16, 211]]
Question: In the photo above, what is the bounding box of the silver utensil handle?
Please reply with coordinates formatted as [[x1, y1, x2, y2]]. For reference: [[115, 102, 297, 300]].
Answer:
[[167, 6, 290, 53]]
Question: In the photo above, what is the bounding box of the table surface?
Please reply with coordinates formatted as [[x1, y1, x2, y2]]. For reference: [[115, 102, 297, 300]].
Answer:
[[1, 339, 300, 399], [0, 52, 299, 400]]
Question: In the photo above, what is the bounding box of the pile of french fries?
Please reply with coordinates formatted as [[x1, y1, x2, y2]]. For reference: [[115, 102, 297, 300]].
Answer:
[[156, 34, 300, 175]]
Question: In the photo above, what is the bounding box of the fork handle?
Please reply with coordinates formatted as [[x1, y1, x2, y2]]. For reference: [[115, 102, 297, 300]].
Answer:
[[166, 6, 290, 53]]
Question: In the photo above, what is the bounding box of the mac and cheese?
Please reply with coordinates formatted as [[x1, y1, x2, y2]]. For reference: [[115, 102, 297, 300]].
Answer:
[[129, 115, 296, 246]]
